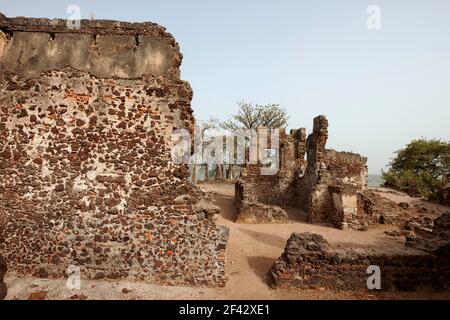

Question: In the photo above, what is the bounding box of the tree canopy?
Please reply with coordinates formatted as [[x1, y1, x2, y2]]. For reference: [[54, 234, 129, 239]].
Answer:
[[382, 139, 450, 200], [220, 101, 289, 130]]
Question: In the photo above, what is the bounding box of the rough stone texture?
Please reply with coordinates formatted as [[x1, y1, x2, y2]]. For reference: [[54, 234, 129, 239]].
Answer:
[[356, 189, 403, 225], [329, 185, 366, 231], [234, 170, 289, 224], [235, 116, 369, 230], [406, 212, 450, 256], [358, 189, 441, 237], [233, 129, 302, 223], [268, 229, 450, 292], [233, 191, 288, 224], [0, 254, 6, 299], [0, 14, 228, 286], [298, 116, 368, 230]]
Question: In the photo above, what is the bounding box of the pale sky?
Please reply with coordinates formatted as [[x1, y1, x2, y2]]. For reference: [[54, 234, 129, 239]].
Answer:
[[1, 0, 449, 174]]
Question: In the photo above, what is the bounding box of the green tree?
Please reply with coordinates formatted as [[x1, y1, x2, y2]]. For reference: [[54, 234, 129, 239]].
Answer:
[[382, 139, 450, 199]]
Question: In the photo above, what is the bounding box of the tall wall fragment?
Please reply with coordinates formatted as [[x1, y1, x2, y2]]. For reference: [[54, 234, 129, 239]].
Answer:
[[0, 14, 228, 286], [234, 129, 307, 223]]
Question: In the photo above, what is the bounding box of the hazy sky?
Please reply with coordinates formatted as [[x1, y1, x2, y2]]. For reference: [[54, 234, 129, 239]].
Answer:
[[1, 0, 449, 174]]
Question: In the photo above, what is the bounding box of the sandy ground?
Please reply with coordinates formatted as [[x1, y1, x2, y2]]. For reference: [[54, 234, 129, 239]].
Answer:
[[4, 182, 450, 300]]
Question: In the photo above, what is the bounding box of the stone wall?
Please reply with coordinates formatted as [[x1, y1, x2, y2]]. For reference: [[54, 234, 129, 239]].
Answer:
[[298, 116, 368, 229], [0, 14, 228, 286], [233, 129, 306, 223], [0, 255, 6, 300], [234, 115, 369, 230], [406, 212, 450, 255], [268, 229, 450, 292], [0, 13, 182, 80]]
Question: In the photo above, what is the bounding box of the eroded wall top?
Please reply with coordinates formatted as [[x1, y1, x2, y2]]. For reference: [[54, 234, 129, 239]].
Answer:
[[0, 13, 183, 79]]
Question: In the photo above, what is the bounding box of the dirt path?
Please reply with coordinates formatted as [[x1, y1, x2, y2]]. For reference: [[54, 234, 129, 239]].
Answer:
[[4, 182, 450, 300], [199, 182, 431, 300]]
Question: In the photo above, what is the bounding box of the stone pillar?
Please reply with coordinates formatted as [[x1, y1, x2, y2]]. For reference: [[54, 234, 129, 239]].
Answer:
[[0, 13, 228, 287], [300, 115, 331, 222], [291, 128, 307, 170], [306, 115, 329, 173]]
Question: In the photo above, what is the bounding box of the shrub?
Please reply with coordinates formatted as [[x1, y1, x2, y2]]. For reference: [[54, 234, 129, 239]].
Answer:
[[382, 139, 450, 201]]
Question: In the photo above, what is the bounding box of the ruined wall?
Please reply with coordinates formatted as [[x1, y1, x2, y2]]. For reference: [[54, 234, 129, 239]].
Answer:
[[234, 129, 306, 223], [406, 212, 450, 255], [235, 115, 368, 230], [324, 151, 369, 229], [0, 14, 228, 286], [268, 231, 450, 292], [298, 116, 368, 229]]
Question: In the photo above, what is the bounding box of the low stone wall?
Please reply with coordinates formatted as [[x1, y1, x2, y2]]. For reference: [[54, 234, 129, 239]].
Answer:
[[268, 232, 450, 292], [234, 178, 288, 224]]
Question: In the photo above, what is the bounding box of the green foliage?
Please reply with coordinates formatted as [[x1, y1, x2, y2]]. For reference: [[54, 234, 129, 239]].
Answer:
[[221, 100, 289, 130], [382, 139, 450, 199]]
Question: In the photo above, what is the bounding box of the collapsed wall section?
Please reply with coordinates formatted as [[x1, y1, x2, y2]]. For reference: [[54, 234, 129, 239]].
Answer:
[[234, 129, 306, 223], [0, 14, 228, 286], [234, 115, 369, 230], [298, 116, 368, 229]]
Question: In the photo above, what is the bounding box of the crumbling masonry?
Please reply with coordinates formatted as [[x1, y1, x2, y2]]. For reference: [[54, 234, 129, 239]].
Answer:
[[0, 14, 228, 286], [269, 213, 450, 291], [235, 115, 369, 230]]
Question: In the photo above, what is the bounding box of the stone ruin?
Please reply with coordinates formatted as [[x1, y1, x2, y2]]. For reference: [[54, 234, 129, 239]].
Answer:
[[0, 254, 6, 299], [235, 115, 370, 230], [269, 213, 450, 292], [0, 13, 228, 286], [235, 115, 450, 292]]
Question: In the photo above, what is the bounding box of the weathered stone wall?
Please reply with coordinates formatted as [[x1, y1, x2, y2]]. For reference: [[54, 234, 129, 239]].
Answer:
[[234, 129, 305, 223], [0, 14, 228, 286], [298, 116, 368, 229], [407, 212, 450, 255], [0, 14, 182, 79], [268, 230, 450, 292]]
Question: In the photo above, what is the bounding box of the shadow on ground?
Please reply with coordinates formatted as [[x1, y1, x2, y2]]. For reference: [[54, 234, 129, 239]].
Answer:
[[246, 256, 275, 282], [237, 228, 287, 249], [214, 194, 236, 222]]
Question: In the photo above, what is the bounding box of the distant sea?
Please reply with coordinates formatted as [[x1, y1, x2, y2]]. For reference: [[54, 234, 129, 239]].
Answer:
[[368, 174, 384, 187]]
